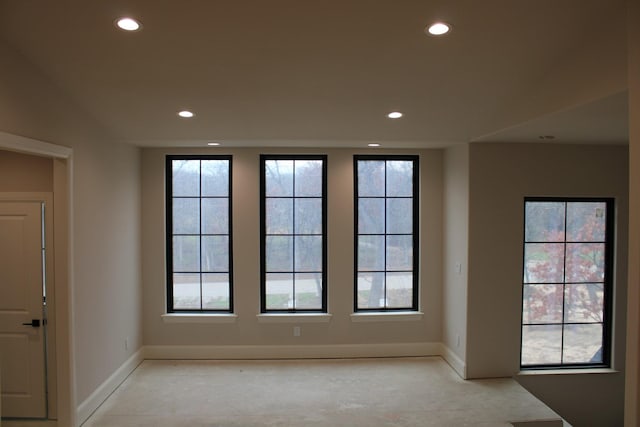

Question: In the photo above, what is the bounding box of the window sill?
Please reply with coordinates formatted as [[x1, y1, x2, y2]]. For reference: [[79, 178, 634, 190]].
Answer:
[[517, 368, 618, 376], [350, 312, 424, 322], [161, 313, 238, 324], [256, 313, 332, 323]]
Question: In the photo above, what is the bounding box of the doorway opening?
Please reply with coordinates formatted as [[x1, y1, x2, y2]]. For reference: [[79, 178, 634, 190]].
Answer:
[[0, 133, 74, 426]]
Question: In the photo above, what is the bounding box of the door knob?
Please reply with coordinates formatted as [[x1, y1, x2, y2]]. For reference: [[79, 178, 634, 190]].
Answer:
[[22, 319, 40, 327]]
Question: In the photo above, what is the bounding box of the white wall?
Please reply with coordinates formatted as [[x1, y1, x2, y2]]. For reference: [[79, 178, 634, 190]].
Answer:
[[466, 143, 628, 426], [0, 39, 143, 418], [142, 147, 442, 349], [72, 139, 142, 402], [442, 144, 469, 374]]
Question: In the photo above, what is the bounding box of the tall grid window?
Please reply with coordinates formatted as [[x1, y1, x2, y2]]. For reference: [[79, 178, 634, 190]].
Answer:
[[354, 155, 419, 311], [166, 155, 233, 312], [521, 198, 613, 368], [260, 155, 327, 312]]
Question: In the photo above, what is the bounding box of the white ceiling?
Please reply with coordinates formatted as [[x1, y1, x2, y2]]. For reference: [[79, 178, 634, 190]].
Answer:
[[0, 0, 629, 148]]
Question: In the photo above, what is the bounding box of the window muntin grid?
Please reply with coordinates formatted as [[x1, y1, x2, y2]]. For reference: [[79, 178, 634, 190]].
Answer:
[[521, 198, 613, 369], [260, 155, 327, 312], [354, 156, 419, 312], [166, 156, 233, 312]]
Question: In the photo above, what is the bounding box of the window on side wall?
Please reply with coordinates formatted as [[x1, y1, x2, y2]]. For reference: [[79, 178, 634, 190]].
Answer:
[[260, 155, 327, 312], [166, 155, 233, 312], [521, 198, 614, 369], [354, 155, 419, 312]]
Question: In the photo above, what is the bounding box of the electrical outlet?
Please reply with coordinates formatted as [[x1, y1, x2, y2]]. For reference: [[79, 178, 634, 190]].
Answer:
[[293, 326, 301, 337], [125, 337, 129, 350]]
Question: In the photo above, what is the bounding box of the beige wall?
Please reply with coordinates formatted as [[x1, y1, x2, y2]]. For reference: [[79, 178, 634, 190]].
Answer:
[[467, 143, 628, 426], [142, 147, 442, 347], [0, 150, 52, 192], [626, 0, 640, 424], [443, 144, 469, 368], [0, 39, 143, 415]]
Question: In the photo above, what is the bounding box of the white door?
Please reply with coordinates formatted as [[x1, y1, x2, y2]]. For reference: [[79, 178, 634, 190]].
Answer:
[[0, 201, 47, 418]]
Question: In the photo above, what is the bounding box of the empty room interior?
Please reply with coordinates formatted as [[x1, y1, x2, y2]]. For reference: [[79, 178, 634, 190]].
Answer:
[[1, 0, 639, 426]]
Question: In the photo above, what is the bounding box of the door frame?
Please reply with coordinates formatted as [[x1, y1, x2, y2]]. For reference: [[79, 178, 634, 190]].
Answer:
[[0, 194, 55, 418], [0, 132, 75, 426]]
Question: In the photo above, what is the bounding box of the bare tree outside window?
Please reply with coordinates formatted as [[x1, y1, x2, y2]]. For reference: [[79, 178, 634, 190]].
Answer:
[[261, 156, 327, 312], [354, 156, 419, 311], [166, 156, 233, 312]]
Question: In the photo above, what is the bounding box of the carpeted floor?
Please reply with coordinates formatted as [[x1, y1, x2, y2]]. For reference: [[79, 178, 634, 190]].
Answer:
[[79, 356, 563, 427]]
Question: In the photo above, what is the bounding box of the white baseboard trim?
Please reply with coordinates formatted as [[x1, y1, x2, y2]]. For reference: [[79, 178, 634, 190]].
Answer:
[[440, 344, 467, 379], [76, 349, 144, 426], [144, 342, 442, 360]]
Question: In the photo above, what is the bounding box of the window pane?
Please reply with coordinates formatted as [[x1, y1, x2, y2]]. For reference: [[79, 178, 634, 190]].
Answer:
[[295, 273, 322, 309], [566, 202, 606, 242], [523, 243, 564, 283], [358, 198, 385, 234], [265, 160, 294, 197], [294, 160, 323, 197], [202, 273, 230, 310], [386, 235, 412, 271], [201, 160, 228, 197], [521, 325, 562, 366], [564, 283, 604, 323], [386, 161, 413, 197], [357, 161, 385, 197], [172, 160, 200, 197], [201, 236, 229, 272], [524, 202, 565, 242], [357, 272, 385, 309], [295, 198, 322, 235], [521, 199, 611, 368], [358, 235, 385, 271], [173, 236, 200, 271], [386, 272, 413, 308], [386, 198, 413, 234], [266, 198, 293, 235], [201, 198, 228, 235], [522, 284, 563, 324], [173, 198, 199, 234], [168, 156, 232, 313], [565, 243, 605, 282], [173, 273, 200, 309], [563, 324, 603, 364], [262, 156, 325, 312], [266, 273, 293, 309], [355, 156, 417, 312], [266, 236, 293, 271], [294, 236, 322, 272]]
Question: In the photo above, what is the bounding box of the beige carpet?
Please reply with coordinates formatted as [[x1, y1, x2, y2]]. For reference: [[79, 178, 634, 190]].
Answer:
[[81, 357, 563, 427]]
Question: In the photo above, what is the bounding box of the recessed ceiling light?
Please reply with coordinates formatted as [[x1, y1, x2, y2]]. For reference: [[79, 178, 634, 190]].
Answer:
[[115, 17, 142, 31], [538, 135, 556, 140], [426, 22, 451, 36], [207, 142, 220, 146], [177, 110, 194, 118], [368, 143, 381, 147], [387, 112, 403, 119]]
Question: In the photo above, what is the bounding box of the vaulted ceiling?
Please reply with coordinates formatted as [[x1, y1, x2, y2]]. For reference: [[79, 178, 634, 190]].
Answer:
[[0, 0, 629, 148]]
